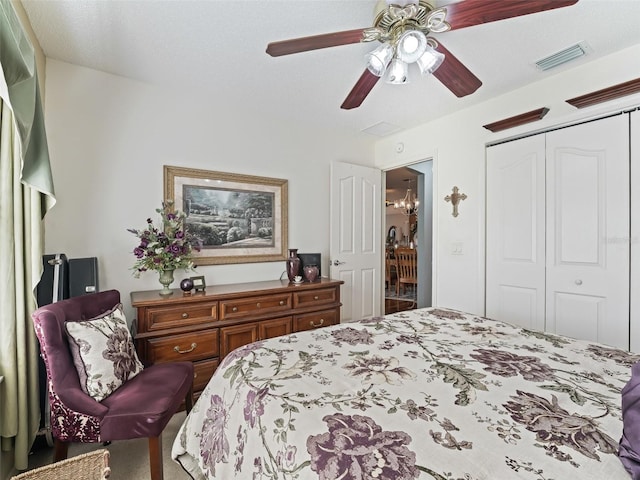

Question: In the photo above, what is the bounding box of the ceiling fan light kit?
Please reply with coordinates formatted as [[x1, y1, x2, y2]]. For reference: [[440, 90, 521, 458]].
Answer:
[[387, 58, 410, 84], [363, 2, 451, 85], [366, 43, 394, 76], [396, 30, 428, 63], [366, 27, 445, 84], [416, 43, 445, 75], [265, 0, 580, 109]]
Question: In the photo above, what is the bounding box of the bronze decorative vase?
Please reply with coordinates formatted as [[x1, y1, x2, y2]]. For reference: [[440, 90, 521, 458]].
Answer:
[[303, 264, 319, 283], [286, 249, 301, 282]]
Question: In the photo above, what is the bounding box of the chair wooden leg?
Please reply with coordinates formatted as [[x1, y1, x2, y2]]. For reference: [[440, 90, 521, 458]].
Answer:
[[149, 435, 163, 480], [53, 439, 69, 462], [185, 384, 194, 414]]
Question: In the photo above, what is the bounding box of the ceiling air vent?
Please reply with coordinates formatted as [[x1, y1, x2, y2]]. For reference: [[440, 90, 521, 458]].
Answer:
[[535, 43, 589, 71], [361, 122, 401, 137]]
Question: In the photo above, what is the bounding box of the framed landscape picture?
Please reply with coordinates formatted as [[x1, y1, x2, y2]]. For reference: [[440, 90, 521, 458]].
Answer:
[[164, 165, 288, 265]]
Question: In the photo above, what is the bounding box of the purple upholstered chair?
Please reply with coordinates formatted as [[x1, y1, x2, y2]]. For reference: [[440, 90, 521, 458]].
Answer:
[[32, 289, 193, 480]]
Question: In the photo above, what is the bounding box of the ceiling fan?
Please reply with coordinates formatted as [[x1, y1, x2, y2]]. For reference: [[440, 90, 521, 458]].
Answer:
[[266, 0, 579, 110]]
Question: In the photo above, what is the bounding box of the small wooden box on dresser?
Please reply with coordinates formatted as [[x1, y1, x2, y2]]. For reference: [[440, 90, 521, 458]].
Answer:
[[132, 278, 343, 402]]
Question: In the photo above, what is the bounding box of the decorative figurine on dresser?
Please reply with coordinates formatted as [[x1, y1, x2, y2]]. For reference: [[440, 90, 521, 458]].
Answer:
[[132, 278, 343, 401]]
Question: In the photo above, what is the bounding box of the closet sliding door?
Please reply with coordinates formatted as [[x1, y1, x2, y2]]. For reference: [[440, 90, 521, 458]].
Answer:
[[487, 114, 630, 350], [632, 111, 640, 353], [545, 115, 629, 350], [486, 134, 546, 331]]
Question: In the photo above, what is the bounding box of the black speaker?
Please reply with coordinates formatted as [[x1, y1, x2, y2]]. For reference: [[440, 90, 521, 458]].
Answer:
[[69, 257, 99, 297], [297, 253, 322, 277]]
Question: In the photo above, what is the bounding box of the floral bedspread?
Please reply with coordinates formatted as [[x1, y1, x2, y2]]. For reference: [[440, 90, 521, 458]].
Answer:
[[171, 308, 638, 479]]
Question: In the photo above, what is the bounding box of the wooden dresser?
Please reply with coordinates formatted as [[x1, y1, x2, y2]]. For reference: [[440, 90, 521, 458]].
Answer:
[[132, 278, 342, 399]]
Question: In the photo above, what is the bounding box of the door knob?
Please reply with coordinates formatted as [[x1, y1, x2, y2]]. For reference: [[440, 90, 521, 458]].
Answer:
[[332, 260, 346, 266]]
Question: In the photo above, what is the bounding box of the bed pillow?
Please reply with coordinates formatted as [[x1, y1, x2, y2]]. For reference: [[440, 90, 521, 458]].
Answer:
[[619, 361, 640, 479], [65, 303, 144, 402]]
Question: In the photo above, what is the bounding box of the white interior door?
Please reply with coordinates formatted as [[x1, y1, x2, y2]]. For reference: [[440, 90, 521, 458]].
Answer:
[[632, 110, 640, 352], [486, 134, 546, 330], [545, 115, 629, 349], [330, 161, 382, 322]]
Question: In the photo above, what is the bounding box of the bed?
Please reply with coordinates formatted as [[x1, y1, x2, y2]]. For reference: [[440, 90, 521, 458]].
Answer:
[[171, 307, 638, 479]]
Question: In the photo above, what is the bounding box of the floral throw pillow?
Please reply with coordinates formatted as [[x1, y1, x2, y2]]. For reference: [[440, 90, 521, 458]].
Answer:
[[65, 303, 144, 402]]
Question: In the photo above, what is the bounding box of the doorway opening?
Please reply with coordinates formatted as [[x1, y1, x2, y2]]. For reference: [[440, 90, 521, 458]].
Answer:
[[384, 161, 433, 314]]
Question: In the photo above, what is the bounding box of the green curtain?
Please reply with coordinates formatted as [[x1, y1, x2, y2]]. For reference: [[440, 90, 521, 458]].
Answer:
[[0, 0, 56, 471]]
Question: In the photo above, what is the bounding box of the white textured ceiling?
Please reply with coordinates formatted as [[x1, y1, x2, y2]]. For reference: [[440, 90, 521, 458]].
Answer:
[[19, 0, 640, 142]]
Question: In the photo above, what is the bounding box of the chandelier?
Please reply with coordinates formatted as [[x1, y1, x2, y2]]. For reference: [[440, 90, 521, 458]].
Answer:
[[394, 179, 419, 216], [363, 1, 449, 85]]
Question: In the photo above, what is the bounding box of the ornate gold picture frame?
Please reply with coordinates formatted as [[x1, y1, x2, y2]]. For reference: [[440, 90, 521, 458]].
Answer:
[[164, 165, 288, 265]]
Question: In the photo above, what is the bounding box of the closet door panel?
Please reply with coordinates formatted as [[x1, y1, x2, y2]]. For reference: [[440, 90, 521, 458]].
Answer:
[[546, 115, 629, 349], [486, 134, 545, 330], [552, 292, 604, 342], [554, 154, 600, 264]]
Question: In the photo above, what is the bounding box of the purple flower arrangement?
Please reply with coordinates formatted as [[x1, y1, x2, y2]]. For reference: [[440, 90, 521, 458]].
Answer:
[[127, 201, 201, 278]]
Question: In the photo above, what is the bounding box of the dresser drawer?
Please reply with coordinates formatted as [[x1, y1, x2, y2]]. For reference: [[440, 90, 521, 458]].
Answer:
[[145, 301, 217, 332], [193, 358, 219, 393], [293, 287, 338, 308], [146, 330, 219, 363], [220, 293, 291, 320], [293, 309, 338, 332]]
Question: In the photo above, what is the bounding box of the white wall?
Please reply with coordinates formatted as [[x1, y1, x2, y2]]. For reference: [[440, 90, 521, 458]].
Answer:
[[42, 42, 640, 321], [42, 59, 375, 319], [375, 44, 640, 315]]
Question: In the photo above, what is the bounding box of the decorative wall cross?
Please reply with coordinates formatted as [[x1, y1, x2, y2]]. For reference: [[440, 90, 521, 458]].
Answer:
[[444, 186, 467, 217]]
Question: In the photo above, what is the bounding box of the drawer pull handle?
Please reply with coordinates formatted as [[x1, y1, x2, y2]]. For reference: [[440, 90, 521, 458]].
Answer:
[[257, 302, 261, 308], [279, 300, 285, 306], [310, 318, 324, 328], [193, 372, 198, 379], [314, 295, 319, 300], [232, 306, 238, 312], [174, 343, 197, 354], [182, 313, 189, 319]]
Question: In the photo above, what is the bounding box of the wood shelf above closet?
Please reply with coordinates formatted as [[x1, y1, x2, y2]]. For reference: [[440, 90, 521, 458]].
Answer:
[[483, 107, 549, 132], [566, 77, 640, 109]]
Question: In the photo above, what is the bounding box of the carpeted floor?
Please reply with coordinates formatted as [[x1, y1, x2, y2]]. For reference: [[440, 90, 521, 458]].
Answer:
[[16, 412, 191, 479]]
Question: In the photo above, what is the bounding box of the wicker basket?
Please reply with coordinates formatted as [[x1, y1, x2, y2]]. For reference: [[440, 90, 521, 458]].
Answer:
[[11, 449, 110, 480]]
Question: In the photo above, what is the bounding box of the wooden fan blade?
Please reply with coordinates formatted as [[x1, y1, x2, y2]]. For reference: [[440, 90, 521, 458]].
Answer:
[[445, 0, 579, 31], [266, 28, 366, 57], [341, 70, 381, 110], [432, 43, 482, 98]]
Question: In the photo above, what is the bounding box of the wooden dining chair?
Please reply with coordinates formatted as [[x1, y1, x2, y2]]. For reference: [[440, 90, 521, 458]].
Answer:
[[395, 247, 417, 301]]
